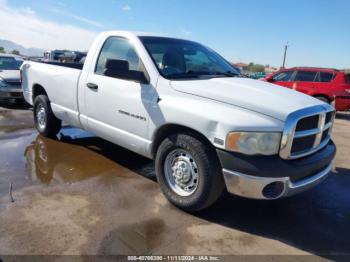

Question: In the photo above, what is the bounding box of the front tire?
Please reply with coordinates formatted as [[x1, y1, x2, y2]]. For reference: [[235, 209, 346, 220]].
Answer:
[[155, 133, 224, 212], [33, 95, 62, 138]]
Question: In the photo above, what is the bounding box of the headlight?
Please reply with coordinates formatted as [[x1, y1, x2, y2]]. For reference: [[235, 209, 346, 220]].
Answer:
[[0, 77, 7, 88], [226, 132, 282, 155]]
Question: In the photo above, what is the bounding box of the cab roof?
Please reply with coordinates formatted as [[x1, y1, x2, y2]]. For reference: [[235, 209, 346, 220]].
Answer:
[[287, 67, 339, 72], [101, 30, 191, 41]]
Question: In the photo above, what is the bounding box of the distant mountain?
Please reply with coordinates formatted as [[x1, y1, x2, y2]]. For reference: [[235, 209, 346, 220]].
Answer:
[[0, 39, 44, 57]]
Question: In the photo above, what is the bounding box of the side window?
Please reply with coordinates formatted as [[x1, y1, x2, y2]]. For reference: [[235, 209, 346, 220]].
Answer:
[[272, 71, 294, 81], [294, 71, 317, 82], [318, 72, 335, 82], [95, 37, 141, 75]]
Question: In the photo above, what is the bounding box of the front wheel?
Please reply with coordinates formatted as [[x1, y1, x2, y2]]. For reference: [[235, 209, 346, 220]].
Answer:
[[33, 95, 62, 138], [155, 133, 224, 212]]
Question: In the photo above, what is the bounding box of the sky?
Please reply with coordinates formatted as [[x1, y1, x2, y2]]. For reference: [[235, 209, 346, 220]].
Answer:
[[0, 0, 349, 68]]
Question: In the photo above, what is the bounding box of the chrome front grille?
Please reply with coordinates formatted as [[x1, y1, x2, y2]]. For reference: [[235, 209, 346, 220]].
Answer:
[[280, 105, 335, 160]]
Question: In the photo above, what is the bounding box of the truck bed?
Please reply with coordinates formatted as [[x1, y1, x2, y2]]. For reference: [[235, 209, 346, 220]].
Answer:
[[38, 61, 84, 70], [21, 60, 82, 128]]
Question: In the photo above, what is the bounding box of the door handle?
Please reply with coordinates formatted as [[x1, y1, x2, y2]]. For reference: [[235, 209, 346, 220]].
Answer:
[[87, 82, 98, 90]]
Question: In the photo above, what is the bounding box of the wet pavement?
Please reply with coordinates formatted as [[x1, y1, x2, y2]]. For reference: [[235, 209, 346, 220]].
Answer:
[[0, 102, 350, 258]]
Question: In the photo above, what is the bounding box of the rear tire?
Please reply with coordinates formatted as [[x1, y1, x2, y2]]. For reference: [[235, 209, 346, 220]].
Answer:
[[33, 95, 61, 138], [155, 132, 224, 212]]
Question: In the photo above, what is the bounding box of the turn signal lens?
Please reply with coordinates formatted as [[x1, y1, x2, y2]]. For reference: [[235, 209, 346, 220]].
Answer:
[[227, 132, 241, 150]]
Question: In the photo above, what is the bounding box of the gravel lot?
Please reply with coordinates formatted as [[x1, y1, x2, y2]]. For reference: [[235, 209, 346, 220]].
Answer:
[[0, 102, 349, 258]]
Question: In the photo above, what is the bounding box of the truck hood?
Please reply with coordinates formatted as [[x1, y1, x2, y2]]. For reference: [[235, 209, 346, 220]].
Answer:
[[170, 77, 324, 121], [0, 70, 20, 82]]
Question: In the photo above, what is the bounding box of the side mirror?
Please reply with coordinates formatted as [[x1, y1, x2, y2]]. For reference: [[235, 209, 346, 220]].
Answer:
[[266, 78, 274, 82], [104, 59, 149, 84]]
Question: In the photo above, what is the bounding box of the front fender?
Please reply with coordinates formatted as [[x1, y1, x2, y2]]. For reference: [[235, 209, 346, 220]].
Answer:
[[148, 92, 284, 151]]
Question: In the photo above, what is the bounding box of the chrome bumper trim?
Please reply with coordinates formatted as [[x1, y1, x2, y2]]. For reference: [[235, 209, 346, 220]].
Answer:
[[223, 161, 334, 200]]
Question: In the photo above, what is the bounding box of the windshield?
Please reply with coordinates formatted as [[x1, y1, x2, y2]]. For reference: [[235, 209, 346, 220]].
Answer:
[[0, 56, 23, 70], [139, 36, 239, 79]]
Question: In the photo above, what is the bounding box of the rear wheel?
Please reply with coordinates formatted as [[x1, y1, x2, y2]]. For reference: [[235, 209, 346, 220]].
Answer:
[[155, 133, 224, 212], [33, 95, 61, 138]]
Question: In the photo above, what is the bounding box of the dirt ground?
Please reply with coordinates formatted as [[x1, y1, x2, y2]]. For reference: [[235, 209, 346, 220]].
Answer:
[[0, 102, 349, 259]]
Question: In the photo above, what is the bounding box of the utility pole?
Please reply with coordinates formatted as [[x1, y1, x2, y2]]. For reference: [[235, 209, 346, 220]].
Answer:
[[282, 42, 289, 69]]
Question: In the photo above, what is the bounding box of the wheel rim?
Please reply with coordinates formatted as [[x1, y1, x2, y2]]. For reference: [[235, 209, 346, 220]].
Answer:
[[164, 149, 199, 196], [36, 104, 46, 130]]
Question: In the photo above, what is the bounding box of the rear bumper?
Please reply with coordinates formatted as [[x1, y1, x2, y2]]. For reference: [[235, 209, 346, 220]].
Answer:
[[335, 96, 350, 111], [217, 141, 336, 199]]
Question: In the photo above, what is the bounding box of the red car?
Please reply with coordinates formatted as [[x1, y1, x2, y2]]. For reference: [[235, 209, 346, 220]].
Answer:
[[263, 67, 350, 111]]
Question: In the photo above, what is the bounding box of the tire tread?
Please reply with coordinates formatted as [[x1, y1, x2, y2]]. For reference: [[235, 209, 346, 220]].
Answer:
[[33, 95, 61, 138], [155, 132, 224, 212]]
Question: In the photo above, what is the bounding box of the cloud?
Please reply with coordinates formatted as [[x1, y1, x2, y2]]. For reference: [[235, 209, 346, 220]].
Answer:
[[180, 28, 192, 36], [0, 1, 97, 51], [51, 7, 105, 28], [122, 5, 131, 11], [19, 6, 36, 16]]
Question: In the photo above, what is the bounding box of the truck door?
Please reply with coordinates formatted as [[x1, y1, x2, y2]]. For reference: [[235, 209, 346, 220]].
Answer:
[[83, 36, 157, 154]]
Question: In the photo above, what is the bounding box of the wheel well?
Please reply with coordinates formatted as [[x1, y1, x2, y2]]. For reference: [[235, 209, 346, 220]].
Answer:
[[32, 84, 48, 101], [313, 94, 332, 103], [151, 124, 214, 158]]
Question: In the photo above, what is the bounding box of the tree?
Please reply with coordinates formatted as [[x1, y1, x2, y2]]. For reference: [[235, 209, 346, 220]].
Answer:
[[249, 64, 265, 73], [10, 50, 20, 55], [0, 47, 5, 54]]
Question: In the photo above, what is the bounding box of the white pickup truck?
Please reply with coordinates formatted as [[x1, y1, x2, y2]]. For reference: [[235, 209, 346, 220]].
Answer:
[[21, 31, 336, 211]]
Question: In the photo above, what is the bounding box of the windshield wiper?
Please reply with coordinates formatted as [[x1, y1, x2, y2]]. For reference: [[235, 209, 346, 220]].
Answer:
[[209, 71, 238, 77], [166, 70, 238, 79], [166, 71, 202, 79], [189, 70, 238, 77]]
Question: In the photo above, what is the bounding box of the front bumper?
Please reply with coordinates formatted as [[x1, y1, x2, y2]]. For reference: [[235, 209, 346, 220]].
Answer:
[[217, 141, 336, 199]]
